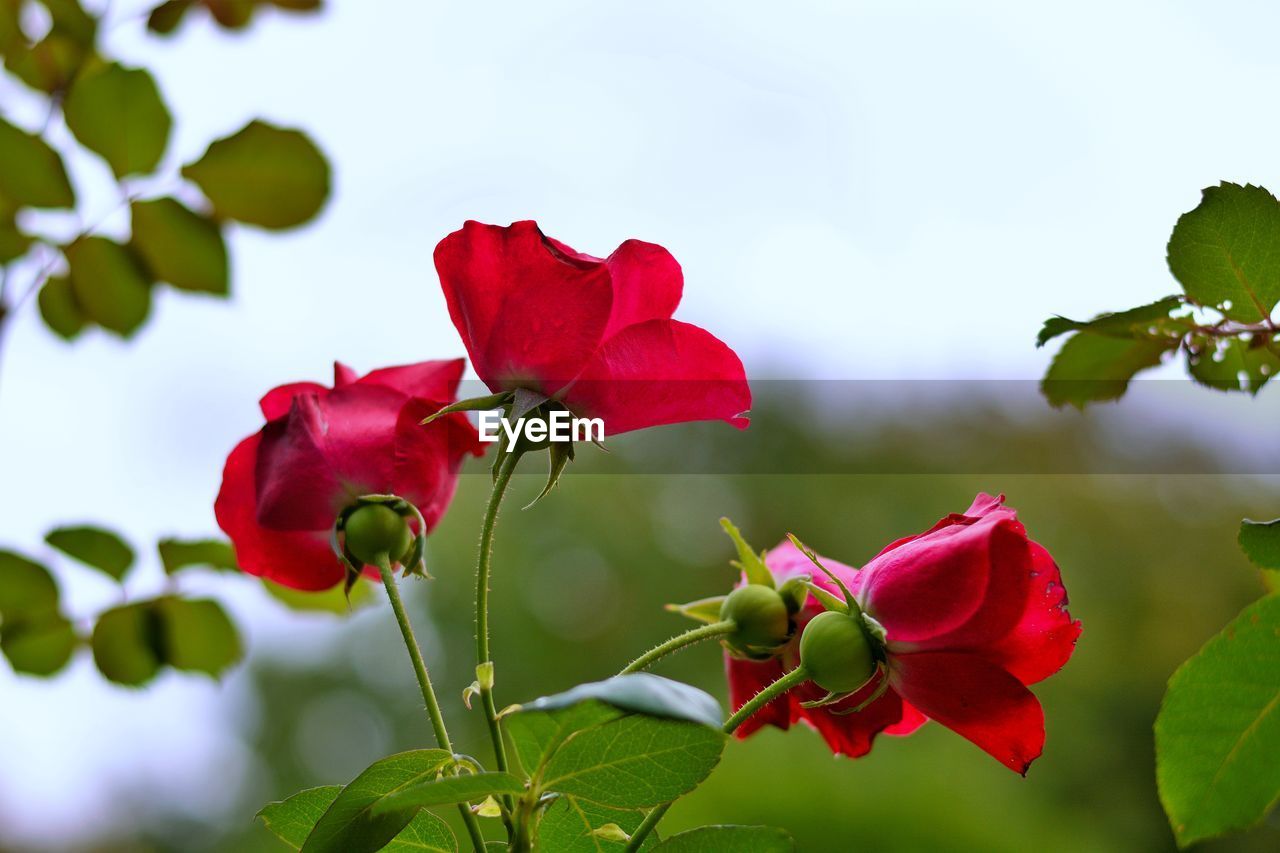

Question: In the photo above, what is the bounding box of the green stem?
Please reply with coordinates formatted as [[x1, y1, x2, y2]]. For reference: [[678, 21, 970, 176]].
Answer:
[[624, 665, 810, 852], [378, 560, 487, 853], [619, 621, 737, 675], [476, 452, 522, 776]]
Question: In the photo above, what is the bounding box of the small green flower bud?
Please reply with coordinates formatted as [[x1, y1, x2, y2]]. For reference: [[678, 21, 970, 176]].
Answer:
[[720, 584, 791, 658], [343, 504, 413, 566], [799, 610, 876, 694]]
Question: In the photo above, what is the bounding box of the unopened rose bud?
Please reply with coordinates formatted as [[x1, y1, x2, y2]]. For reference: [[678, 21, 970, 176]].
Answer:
[[798, 610, 875, 694], [343, 504, 413, 566], [719, 584, 791, 660]]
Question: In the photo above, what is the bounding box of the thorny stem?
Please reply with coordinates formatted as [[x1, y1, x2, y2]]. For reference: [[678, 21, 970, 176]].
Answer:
[[618, 621, 737, 675], [624, 666, 811, 852], [377, 559, 487, 852], [475, 452, 523, 791]]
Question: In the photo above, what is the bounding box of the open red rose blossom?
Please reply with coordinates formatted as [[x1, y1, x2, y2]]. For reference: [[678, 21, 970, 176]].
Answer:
[[433, 220, 751, 435], [727, 494, 1080, 774], [215, 360, 481, 591]]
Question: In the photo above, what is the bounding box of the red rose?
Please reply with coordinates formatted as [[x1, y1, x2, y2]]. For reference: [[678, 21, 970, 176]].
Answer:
[[215, 360, 481, 591], [727, 494, 1080, 774], [433, 220, 750, 434]]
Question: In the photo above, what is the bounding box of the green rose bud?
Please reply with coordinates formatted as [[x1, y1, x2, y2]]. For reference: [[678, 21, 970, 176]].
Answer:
[[799, 610, 876, 694], [343, 504, 413, 566], [720, 584, 791, 659]]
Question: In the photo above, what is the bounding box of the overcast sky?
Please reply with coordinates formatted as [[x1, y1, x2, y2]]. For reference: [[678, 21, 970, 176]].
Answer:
[[4, 0, 1280, 846]]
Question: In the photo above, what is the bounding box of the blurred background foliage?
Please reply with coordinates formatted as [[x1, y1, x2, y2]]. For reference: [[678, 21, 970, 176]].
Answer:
[[66, 392, 1278, 853]]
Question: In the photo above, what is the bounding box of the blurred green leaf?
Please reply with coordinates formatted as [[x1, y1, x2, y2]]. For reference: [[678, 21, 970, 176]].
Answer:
[[0, 214, 30, 263], [64, 62, 171, 178], [539, 714, 725, 809], [298, 749, 454, 853], [65, 236, 152, 337], [265, 576, 375, 614], [266, 0, 322, 10], [0, 116, 75, 208], [653, 826, 795, 852], [130, 197, 228, 294], [37, 276, 87, 340], [260, 785, 457, 852], [1167, 183, 1280, 323], [1187, 336, 1280, 395], [182, 120, 329, 229], [1239, 519, 1280, 573], [1041, 333, 1176, 409], [158, 538, 238, 575], [40, 0, 98, 45], [146, 0, 193, 34], [1155, 592, 1280, 846], [46, 524, 134, 580], [537, 797, 655, 852], [91, 601, 163, 686], [0, 549, 59, 620], [1, 615, 76, 676], [517, 674, 724, 729], [1035, 296, 1185, 348], [205, 0, 254, 28], [154, 597, 241, 678], [371, 772, 524, 819]]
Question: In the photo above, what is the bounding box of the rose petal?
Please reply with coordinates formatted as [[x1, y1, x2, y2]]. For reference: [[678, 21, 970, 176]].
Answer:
[[602, 239, 683, 338], [889, 651, 1045, 774], [334, 362, 358, 386], [434, 220, 613, 393], [791, 668, 912, 757], [981, 542, 1081, 684], [390, 399, 483, 532], [726, 653, 791, 739], [254, 385, 407, 531], [563, 319, 750, 435], [358, 358, 466, 402], [214, 434, 344, 591], [860, 512, 1032, 651], [259, 381, 329, 421]]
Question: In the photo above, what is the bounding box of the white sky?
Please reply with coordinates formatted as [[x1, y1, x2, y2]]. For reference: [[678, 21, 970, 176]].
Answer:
[[3, 0, 1280, 847]]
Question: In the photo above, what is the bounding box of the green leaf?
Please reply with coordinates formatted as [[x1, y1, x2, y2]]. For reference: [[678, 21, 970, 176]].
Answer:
[[158, 538, 238, 575], [1187, 336, 1280, 395], [1239, 519, 1280, 573], [265, 577, 375, 614], [0, 213, 30, 263], [1041, 332, 1176, 409], [1035, 296, 1185, 348], [37, 276, 87, 340], [0, 550, 60, 621], [1155, 592, 1280, 846], [537, 797, 656, 852], [65, 236, 152, 337], [46, 524, 134, 580], [182, 120, 330, 229], [653, 826, 795, 852], [506, 701, 622, 780], [1167, 183, 1280, 323], [0, 117, 75, 208], [154, 597, 241, 677], [370, 772, 525, 819], [516, 674, 724, 729], [260, 786, 458, 852], [64, 62, 171, 178], [299, 749, 455, 853], [130, 198, 228, 294], [1, 615, 76, 676], [41, 0, 97, 45], [91, 601, 163, 686], [146, 0, 193, 34], [537, 714, 724, 809]]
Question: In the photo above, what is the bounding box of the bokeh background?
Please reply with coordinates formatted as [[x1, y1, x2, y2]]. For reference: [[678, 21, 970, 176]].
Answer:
[[3, 1, 1280, 850]]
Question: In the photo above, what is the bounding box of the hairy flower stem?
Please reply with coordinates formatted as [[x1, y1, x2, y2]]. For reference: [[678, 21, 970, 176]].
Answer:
[[378, 560, 487, 852], [619, 620, 737, 675], [475, 452, 523, 790], [624, 665, 811, 852]]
